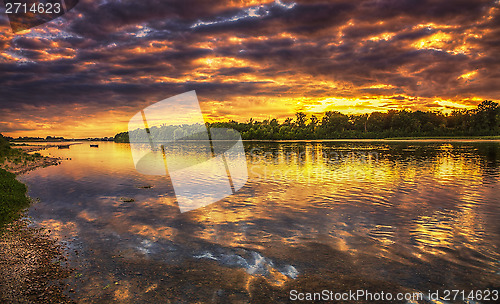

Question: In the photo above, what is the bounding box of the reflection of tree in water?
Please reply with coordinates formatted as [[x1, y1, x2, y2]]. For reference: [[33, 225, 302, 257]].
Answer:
[[477, 143, 500, 167], [475, 143, 500, 184]]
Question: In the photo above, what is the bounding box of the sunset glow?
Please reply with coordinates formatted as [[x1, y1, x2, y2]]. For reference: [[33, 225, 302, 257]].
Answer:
[[1, 0, 499, 137]]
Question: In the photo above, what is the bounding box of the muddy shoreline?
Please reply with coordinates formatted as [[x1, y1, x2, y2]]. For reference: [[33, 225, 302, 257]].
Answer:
[[0, 144, 65, 175]]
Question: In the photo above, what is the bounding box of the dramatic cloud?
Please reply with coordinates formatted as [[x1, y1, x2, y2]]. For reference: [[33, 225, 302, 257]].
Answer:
[[0, 0, 499, 137]]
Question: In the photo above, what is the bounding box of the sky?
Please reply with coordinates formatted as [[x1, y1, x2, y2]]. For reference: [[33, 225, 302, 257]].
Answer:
[[1, 0, 499, 138]]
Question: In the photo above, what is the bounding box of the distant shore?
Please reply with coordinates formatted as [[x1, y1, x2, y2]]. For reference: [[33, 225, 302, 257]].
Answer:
[[382, 135, 500, 140], [238, 136, 500, 143], [114, 133, 500, 144]]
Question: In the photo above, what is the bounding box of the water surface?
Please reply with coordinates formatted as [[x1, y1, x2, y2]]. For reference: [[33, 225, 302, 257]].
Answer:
[[20, 141, 500, 303]]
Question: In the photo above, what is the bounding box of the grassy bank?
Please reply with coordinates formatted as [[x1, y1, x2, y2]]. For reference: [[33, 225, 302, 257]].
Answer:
[[0, 134, 43, 229], [0, 146, 60, 175], [0, 133, 74, 303], [0, 168, 31, 230], [0, 134, 31, 229]]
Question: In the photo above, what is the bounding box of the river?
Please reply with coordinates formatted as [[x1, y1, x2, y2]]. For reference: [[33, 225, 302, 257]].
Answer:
[[19, 141, 500, 303]]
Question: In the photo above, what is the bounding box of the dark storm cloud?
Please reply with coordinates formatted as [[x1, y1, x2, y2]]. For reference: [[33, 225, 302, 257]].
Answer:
[[190, 1, 355, 35], [356, 0, 494, 22], [12, 37, 52, 49]]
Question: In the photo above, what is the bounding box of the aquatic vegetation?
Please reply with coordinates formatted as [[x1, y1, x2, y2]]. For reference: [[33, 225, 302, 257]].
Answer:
[[120, 197, 135, 203], [137, 185, 154, 189]]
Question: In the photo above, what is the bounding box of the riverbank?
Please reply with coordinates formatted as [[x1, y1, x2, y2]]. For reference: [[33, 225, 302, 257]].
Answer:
[[384, 135, 500, 140], [238, 136, 500, 143], [0, 143, 74, 303], [115, 134, 500, 144], [0, 145, 62, 175]]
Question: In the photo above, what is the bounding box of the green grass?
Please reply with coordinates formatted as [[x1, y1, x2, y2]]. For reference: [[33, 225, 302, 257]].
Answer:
[[0, 168, 30, 230], [1, 144, 43, 165], [1, 133, 31, 229]]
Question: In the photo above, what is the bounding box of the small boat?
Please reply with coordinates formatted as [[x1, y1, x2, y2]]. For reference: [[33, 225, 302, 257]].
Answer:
[[90, 144, 99, 148], [58, 145, 70, 149]]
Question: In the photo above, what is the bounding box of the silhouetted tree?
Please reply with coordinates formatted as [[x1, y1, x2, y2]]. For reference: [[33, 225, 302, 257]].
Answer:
[[115, 101, 499, 141]]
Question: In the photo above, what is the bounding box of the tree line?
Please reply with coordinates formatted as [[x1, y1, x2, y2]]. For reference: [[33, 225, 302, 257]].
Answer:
[[115, 100, 499, 142]]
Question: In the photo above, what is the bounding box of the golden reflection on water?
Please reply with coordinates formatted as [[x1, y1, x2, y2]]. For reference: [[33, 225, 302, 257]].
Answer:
[[23, 141, 500, 301], [130, 224, 178, 242], [191, 142, 498, 262], [39, 219, 79, 240], [37, 142, 498, 253]]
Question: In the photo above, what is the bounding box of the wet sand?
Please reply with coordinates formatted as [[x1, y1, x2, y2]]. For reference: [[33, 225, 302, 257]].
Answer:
[[0, 219, 74, 303]]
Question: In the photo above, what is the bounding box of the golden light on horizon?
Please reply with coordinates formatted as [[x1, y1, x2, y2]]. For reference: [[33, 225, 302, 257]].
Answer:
[[2, 92, 487, 138]]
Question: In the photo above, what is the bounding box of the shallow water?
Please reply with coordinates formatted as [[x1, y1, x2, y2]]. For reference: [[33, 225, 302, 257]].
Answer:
[[19, 141, 500, 303]]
